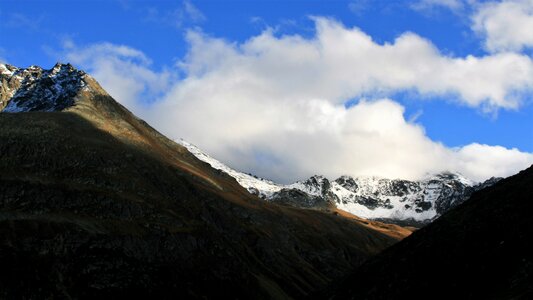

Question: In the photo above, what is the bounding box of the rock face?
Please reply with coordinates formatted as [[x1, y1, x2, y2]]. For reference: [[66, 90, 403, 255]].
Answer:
[[0, 63, 87, 112], [270, 176, 338, 209], [0, 63, 411, 299], [325, 165, 533, 300], [178, 140, 501, 226], [331, 173, 500, 225]]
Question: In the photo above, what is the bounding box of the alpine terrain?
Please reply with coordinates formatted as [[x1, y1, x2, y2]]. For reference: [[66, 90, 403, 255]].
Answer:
[[179, 140, 501, 226], [0, 63, 412, 299]]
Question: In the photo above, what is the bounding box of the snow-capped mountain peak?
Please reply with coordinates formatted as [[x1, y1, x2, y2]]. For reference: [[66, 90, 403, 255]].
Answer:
[[287, 175, 330, 197], [0, 63, 93, 112], [178, 139, 501, 225]]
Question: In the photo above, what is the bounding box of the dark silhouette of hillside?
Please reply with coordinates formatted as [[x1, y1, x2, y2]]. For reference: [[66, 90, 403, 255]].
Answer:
[[326, 164, 533, 300]]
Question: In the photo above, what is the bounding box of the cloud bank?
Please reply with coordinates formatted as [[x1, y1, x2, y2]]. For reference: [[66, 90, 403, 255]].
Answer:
[[63, 18, 533, 183], [473, 0, 533, 52]]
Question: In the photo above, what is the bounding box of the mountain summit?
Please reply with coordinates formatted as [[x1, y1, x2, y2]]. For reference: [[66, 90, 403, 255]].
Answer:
[[0, 63, 410, 299], [1, 63, 92, 112]]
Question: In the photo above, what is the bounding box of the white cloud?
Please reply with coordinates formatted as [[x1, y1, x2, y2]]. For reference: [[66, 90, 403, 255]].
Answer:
[[177, 18, 533, 110], [63, 42, 172, 115], [0, 47, 6, 63], [143, 0, 205, 29], [348, 0, 370, 15], [183, 0, 206, 23], [455, 143, 533, 180], [472, 0, 533, 52], [149, 91, 532, 183], [6, 13, 45, 31], [411, 0, 465, 12], [63, 18, 533, 183]]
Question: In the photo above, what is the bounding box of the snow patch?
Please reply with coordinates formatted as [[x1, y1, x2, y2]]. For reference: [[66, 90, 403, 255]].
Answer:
[[177, 139, 283, 198], [0, 64, 16, 76]]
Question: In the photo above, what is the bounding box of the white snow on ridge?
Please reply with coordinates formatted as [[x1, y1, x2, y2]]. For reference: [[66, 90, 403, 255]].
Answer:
[[332, 173, 478, 221], [0, 63, 91, 113], [177, 138, 480, 222], [177, 139, 283, 198], [286, 176, 327, 197], [331, 181, 437, 221], [0, 64, 16, 77]]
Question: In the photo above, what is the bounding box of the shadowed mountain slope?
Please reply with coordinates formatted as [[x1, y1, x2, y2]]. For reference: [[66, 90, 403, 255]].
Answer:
[[0, 63, 411, 299], [325, 164, 533, 300]]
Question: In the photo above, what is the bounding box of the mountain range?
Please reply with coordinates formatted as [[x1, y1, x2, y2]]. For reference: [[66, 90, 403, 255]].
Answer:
[[0, 61, 500, 227], [179, 139, 501, 226], [1, 62, 530, 299]]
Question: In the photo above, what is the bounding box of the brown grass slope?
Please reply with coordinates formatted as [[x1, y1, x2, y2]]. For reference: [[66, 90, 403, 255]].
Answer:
[[0, 76, 409, 299], [325, 164, 533, 300]]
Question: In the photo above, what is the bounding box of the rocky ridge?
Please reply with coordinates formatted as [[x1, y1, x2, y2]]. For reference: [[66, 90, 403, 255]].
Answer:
[[179, 140, 501, 225], [1, 63, 89, 112]]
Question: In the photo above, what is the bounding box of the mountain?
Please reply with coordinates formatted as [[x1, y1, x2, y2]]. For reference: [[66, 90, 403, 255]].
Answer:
[[0, 63, 88, 112], [325, 164, 533, 300], [178, 140, 501, 226], [0, 63, 411, 299]]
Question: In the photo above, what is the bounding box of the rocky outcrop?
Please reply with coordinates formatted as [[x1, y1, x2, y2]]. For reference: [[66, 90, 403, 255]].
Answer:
[[0, 63, 88, 112]]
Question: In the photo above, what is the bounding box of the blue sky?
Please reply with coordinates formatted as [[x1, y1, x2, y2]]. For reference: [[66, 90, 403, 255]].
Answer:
[[1, 0, 532, 182]]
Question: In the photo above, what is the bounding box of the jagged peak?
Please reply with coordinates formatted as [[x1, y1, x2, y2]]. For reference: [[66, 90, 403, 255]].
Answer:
[[27, 65, 43, 70], [0, 62, 84, 78], [306, 175, 328, 182], [0, 62, 93, 113], [425, 171, 474, 186], [332, 171, 475, 186], [0, 63, 18, 76]]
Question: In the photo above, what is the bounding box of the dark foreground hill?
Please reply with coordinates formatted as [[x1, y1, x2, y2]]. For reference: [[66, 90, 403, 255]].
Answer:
[[325, 164, 533, 300], [0, 63, 411, 299]]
